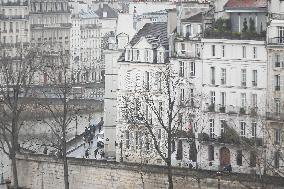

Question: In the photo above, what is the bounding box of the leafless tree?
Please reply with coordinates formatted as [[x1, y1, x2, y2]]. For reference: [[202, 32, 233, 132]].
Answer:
[[36, 50, 77, 189], [120, 64, 205, 189], [0, 46, 40, 188]]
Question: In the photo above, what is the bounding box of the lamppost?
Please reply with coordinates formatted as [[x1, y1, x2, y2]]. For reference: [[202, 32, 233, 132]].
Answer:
[[1, 161, 4, 184], [120, 134, 123, 162], [216, 171, 222, 189]]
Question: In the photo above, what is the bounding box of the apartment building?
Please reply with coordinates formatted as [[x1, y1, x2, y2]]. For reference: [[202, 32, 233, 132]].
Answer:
[[265, 0, 284, 176], [0, 0, 30, 55]]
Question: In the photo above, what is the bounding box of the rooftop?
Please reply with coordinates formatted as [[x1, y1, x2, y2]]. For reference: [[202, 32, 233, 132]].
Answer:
[[129, 22, 168, 49], [95, 4, 118, 19], [80, 9, 99, 19], [224, 0, 267, 11], [181, 12, 203, 23]]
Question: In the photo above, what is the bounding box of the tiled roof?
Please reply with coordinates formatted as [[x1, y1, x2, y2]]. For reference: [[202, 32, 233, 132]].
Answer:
[[129, 22, 168, 49], [224, 0, 267, 10], [95, 4, 118, 18], [181, 12, 203, 23]]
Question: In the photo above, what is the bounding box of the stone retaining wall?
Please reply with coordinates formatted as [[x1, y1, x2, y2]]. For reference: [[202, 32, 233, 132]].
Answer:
[[16, 153, 284, 189]]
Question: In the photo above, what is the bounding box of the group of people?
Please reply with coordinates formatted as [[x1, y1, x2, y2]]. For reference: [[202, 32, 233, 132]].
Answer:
[[83, 117, 105, 159]]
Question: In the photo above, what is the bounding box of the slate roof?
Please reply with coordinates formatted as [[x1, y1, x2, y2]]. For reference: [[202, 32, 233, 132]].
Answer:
[[181, 12, 203, 23], [129, 22, 168, 49], [224, 0, 267, 11], [79, 9, 99, 19], [95, 4, 118, 18]]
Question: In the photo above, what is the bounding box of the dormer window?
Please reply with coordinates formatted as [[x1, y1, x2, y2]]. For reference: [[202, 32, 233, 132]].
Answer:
[[134, 49, 140, 61], [125, 48, 132, 61], [157, 51, 164, 63], [145, 49, 152, 62]]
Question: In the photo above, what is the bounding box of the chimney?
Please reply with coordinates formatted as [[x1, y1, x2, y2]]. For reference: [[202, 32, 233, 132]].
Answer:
[[167, 9, 177, 37]]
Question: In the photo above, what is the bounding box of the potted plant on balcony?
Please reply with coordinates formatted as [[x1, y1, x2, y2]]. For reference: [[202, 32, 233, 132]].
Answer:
[[250, 108, 257, 117]]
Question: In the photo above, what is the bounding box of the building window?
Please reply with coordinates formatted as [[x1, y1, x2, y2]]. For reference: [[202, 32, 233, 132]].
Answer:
[[209, 119, 215, 138], [196, 44, 200, 57], [190, 62, 195, 76], [278, 26, 284, 44], [208, 145, 214, 161], [275, 98, 281, 115], [242, 46, 246, 58], [241, 93, 246, 108], [236, 150, 242, 166], [210, 67, 215, 85], [221, 68, 226, 85], [126, 49, 131, 61], [250, 151, 256, 167], [157, 51, 163, 63], [253, 47, 257, 59], [158, 102, 163, 118], [145, 71, 150, 91], [181, 43, 186, 54], [275, 54, 280, 68], [135, 49, 140, 61], [180, 88, 185, 105], [220, 92, 226, 107], [179, 61, 185, 77], [240, 121, 246, 136], [210, 91, 215, 105], [145, 50, 151, 62], [275, 74, 280, 91], [275, 151, 280, 168], [241, 69, 246, 87], [178, 113, 183, 129], [212, 45, 215, 57], [251, 122, 257, 137], [125, 131, 130, 149], [252, 70, 257, 87], [251, 94, 257, 108], [190, 88, 194, 107], [274, 128, 281, 145], [176, 140, 183, 160], [222, 45, 225, 57], [135, 131, 139, 149], [220, 120, 226, 134]]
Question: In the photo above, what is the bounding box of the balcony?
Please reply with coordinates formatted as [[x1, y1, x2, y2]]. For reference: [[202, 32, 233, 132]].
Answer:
[[268, 37, 284, 46], [270, 13, 284, 20], [0, 15, 29, 19], [0, 0, 28, 6], [266, 112, 284, 121]]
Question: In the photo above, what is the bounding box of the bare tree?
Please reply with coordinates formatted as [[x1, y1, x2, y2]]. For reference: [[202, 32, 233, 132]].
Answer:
[[0, 46, 40, 188], [36, 50, 77, 189], [120, 64, 204, 189]]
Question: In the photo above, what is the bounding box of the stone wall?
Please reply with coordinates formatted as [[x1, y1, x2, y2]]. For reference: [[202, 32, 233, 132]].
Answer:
[[16, 153, 284, 189]]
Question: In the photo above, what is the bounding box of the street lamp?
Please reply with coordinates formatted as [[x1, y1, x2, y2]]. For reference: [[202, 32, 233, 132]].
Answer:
[[1, 161, 4, 184], [120, 134, 123, 162], [216, 171, 222, 189]]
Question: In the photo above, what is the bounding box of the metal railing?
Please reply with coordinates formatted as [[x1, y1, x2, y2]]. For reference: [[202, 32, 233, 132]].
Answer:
[[268, 37, 284, 45]]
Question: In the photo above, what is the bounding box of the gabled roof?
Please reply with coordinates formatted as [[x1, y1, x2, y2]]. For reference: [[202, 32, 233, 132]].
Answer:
[[129, 22, 168, 49], [95, 4, 118, 19], [181, 12, 203, 23], [224, 0, 267, 11]]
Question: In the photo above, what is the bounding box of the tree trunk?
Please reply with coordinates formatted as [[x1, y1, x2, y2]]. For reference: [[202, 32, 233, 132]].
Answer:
[[62, 139, 69, 189], [11, 154, 19, 189], [167, 164, 173, 189]]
